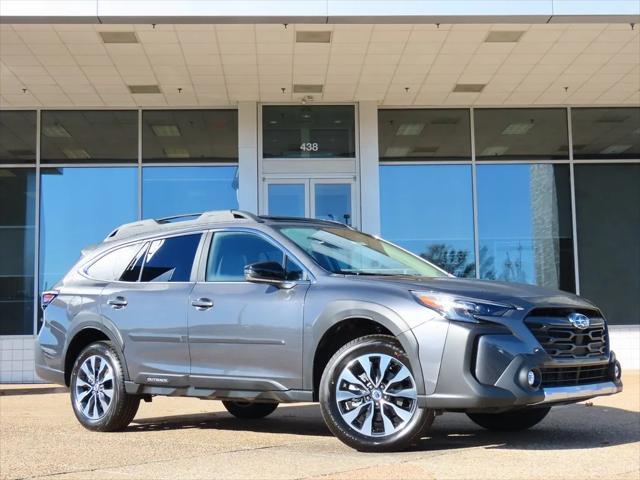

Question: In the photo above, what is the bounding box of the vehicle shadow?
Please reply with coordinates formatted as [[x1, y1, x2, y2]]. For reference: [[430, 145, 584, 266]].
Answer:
[[129, 402, 640, 451]]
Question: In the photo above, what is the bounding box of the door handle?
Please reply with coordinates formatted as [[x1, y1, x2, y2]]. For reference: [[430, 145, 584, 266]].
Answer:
[[107, 296, 128, 309], [191, 298, 214, 310]]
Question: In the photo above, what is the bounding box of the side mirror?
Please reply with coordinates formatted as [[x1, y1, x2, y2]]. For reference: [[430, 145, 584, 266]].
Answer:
[[244, 261, 289, 287]]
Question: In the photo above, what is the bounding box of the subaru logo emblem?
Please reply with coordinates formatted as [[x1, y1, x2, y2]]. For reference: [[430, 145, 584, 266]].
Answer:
[[568, 312, 590, 330]]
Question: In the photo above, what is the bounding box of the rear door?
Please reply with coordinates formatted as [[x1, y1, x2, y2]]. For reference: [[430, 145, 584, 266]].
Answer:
[[100, 233, 203, 387]]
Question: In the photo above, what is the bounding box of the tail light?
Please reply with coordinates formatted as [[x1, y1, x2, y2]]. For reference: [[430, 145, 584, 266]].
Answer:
[[41, 290, 58, 309]]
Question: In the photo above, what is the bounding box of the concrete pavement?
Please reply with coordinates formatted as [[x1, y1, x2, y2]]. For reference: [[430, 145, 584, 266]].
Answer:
[[1, 373, 638, 480]]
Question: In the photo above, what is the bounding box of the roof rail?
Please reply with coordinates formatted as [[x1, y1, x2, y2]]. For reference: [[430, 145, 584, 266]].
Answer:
[[104, 210, 261, 242], [259, 215, 354, 229]]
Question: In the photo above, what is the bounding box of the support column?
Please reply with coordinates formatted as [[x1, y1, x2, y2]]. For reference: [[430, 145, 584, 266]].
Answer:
[[237, 101, 258, 213], [358, 101, 381, 235]]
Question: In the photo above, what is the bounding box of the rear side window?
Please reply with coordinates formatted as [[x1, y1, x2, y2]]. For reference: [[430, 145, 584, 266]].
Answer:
[[86, 243, 145, 281], [139, 234, 201, 282]]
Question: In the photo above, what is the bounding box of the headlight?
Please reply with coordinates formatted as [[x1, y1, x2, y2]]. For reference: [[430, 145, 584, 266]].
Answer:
[[411, 291, 513, 323]]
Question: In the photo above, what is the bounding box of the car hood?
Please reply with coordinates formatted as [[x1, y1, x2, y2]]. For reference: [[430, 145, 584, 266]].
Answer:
[[343, 275, 595, 311]]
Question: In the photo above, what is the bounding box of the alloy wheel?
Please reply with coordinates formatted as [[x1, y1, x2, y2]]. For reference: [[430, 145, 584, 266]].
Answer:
[[73, 355, 115, 420]]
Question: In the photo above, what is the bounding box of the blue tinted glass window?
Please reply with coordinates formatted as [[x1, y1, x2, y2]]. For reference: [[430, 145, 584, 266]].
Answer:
[[140, 235, 201, 282], [477, 164, 575, 291], [267, 184, 305, 217], [571, 108, 640, 160], [380, 165, 475, 277], [142, 166, 239, 219], [0, 168, 36, 334], [39, 167, 138, 293], [314, 183, 352, 225]]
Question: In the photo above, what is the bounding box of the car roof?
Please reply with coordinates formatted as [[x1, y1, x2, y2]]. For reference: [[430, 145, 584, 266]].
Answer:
[[102, 210, 351, 245]]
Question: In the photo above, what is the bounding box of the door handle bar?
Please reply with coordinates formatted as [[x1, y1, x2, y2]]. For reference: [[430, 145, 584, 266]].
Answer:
[[192, 298, 214, 310], [107, 296, 128, 309]]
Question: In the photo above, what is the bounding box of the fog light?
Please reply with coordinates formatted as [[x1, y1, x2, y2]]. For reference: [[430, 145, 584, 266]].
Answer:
[[524, 368, 541, 390], [527, 370, 536, 386], [614, 360, 622, 380]]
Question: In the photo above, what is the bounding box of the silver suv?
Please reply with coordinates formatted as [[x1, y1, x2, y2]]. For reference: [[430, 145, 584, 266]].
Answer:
[[36, 210, 623, 452]]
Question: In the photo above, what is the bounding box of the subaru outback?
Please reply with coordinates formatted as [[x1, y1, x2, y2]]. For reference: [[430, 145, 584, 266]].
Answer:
[[36, 210, 623, 452]]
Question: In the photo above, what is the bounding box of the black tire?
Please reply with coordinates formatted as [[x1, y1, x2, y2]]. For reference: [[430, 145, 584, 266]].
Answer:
[[466, 406, 551, 431], [319, 334, 434, 452], [222, 400, 279, 419], [69, 341, 140, 432]]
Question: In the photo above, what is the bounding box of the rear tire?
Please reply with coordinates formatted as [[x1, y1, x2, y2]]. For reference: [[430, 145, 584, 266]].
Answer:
[[70, 341, 140, 432], [319, 335, 434, 452], [466, 406, 551, 431], [222, 401, 278, 419]]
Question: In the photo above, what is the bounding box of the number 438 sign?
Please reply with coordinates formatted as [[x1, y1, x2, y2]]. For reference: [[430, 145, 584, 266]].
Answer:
[[300, 142, 319, 152]]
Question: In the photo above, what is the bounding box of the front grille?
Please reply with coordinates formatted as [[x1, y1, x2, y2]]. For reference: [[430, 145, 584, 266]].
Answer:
[[541, 364, 611, 388], [525, 308, 608, 359]]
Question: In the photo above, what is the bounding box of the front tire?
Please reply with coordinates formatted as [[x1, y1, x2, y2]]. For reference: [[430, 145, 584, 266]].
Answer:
[[70, 341, 140, 432], [466, 406, 551, 431], [222, 401, 278, 419], [319, 335, 434, 452]]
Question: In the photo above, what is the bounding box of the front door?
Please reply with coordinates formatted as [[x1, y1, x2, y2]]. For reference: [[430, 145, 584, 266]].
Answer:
[[264, 177, 356, 227], [188, 230, 309, 391]]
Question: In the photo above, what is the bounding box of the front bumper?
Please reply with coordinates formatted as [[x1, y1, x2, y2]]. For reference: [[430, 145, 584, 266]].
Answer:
[[416, 320, 623, 412]]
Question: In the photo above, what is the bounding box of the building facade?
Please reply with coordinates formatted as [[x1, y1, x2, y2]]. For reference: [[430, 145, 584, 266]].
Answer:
[[1, 1, 639, 382]]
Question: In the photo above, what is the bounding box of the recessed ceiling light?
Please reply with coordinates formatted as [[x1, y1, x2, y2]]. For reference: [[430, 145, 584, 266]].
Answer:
[[481, 146, 509, 156], [296, 31, 332, 43], [269, 120, 278, 125], [502, 123, 534, 135], [99, 31, 139, 44], [151, 125, 181, 137], [163, 147, 190, 158], [63, 148, 90, 159], [601, 144, 632, 155], [128, 85, 161, 94], [42, 125, 71, 138], [396, 123, 425, 136], [384, 147, 411, 157], [293, 84, 323, 94], [485, 31, 525, 43], [453, 84, 485, 93]]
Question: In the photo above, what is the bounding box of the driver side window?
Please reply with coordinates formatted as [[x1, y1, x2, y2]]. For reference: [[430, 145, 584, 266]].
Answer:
[[206, 231, 303, 282]]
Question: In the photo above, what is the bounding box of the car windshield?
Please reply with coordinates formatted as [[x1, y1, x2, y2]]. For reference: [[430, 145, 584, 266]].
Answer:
[[277, 225, 448, 277]]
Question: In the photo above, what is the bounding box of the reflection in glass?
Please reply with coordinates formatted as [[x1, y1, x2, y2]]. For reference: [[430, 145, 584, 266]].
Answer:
[[268, 184, 305, 217], [571, 108, 640, 160], [142, 166, 239, 219], [0, 169, 36, 334], [39, 168, 138, 294], [475, 108, 568, 160], [142, 110, 238, 163], [575, 164, 640, 325], [41, 111, 138, 164], [477, 164, 575, 291], [263, 106, 355, 158], [378, 109, 471, 161], [380, 165, 475, 277], [0, 111, 37, 163], [314, 183, 352, 225]]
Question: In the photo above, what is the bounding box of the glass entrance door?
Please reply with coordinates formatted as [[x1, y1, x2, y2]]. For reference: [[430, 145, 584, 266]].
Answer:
[[264, 178, 355, 226]]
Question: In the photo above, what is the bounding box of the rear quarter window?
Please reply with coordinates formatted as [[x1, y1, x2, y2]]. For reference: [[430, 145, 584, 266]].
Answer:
[[85, 243, 145, 281]]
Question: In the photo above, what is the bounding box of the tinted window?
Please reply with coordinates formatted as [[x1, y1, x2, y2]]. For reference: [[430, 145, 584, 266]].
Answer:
[[86, 243, 144, 281], [474, 108, 568, 160], [575, 164, 640, 325], [0, 111, 36, 163], [40, 111, 138, 164], [379, 109, 471, 161], [120, 243, 148, 282], [0, 168, 35, 335], [139, 235, 201, 282], [380, 165, 475, 277], [142, 110, 238, 163], [207, 232, 286, 282], [142, 166, 239, 219], [571, 108, 640, 160], [263, 106, 355, 158], [476, 164, 575, 291]]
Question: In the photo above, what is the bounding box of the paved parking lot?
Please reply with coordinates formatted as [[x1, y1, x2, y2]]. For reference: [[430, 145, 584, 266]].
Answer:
[[1, 373, 639, 480]]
